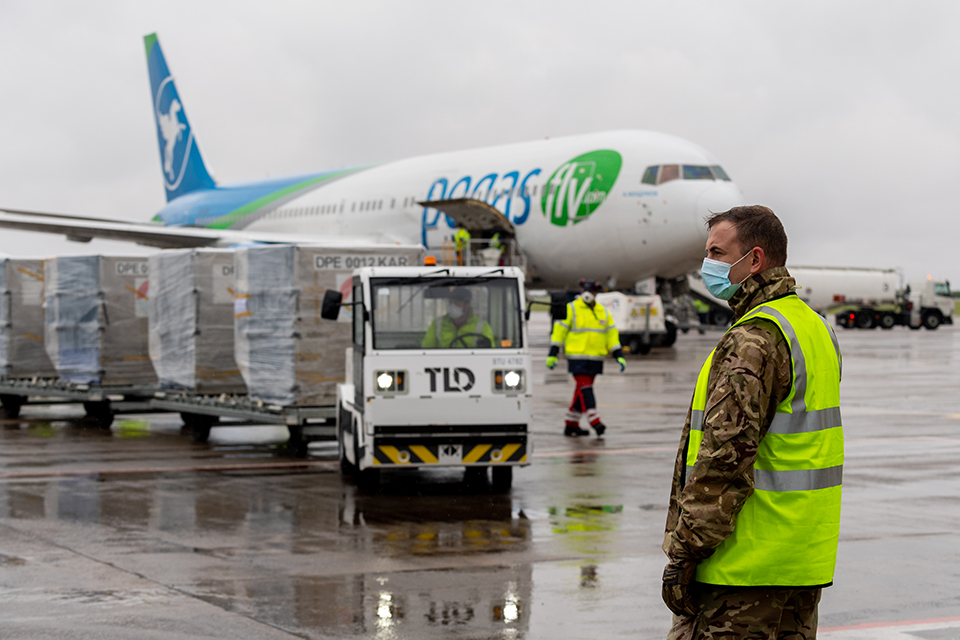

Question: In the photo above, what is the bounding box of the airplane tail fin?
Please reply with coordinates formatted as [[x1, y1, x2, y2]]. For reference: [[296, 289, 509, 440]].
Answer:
[[144, 33, 216, 202]]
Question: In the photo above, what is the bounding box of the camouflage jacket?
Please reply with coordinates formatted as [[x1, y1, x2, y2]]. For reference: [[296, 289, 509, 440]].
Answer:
[[663, 267, 797, 563]]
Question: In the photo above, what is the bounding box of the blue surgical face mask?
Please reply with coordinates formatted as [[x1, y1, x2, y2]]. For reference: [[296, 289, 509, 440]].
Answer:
[[701, 252, 751, 300]]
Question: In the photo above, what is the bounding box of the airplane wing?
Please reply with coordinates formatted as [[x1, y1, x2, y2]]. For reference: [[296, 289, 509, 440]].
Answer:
[[0, 208, 399, 249]]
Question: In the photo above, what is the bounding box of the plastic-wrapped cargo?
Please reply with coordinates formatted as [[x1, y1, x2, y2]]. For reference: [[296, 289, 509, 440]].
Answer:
[[234, 244, 422, 406], [0, 258, 57, 378], [44, 255, 157, 385], [148, 248, 246, 394]]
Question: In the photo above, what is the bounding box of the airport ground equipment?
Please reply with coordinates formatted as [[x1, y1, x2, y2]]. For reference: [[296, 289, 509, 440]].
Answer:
[[0, 377, 158, 427], [149, 248, 246, 394], [789, 266, 954, 330], [322, 265, 531, 490], [0, 258, 57, 378], [595, 291, 675, 354], [149, 391, 335, 453], [44, 255, 157, 384]]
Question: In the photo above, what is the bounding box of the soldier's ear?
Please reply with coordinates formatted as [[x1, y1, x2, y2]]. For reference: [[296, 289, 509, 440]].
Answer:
[[750, 247, 766, 274]]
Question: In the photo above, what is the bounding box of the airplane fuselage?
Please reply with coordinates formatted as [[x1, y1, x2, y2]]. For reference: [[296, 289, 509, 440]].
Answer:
[[196, 130, 744, 289]]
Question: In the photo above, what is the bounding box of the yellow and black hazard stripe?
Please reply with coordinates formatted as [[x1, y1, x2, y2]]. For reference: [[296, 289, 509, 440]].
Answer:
[[373, 442, 527, 466]]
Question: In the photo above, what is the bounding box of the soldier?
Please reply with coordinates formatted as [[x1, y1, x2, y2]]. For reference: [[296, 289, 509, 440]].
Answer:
[[661, 206, 843, 639]]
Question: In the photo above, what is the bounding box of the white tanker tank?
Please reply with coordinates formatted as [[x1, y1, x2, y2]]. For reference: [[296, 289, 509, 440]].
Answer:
[[789, 266, 953, 330]]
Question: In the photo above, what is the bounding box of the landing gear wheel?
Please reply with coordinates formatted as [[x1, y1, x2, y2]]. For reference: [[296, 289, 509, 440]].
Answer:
[[180, 412, 218, 443], [83, 401, 114, 430], [1, 394, 23, 419], [662, 321, 678, 348], [491, 466, 513, 493], [879, 314, 896, 329]]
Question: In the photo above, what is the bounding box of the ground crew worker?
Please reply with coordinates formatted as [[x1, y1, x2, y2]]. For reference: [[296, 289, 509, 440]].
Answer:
[[490, 231, 505, 261], [692, 298, 710, 326], [454, 225, 471, 266], [546, 279, 626, 438], [661, 205, 843, 639], [422, 287, 495, 349]]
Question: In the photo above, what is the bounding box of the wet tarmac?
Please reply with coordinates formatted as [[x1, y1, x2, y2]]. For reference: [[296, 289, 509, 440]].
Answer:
[[2, 316, 960, 638]]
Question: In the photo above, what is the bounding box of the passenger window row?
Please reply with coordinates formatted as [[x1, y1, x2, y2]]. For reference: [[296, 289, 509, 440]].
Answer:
[[641, 164, 731, 185], [270, 183, 548, 220]]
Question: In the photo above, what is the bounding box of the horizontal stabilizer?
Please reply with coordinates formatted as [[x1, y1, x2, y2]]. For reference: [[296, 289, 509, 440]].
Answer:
[[420, 198, 515, 236]]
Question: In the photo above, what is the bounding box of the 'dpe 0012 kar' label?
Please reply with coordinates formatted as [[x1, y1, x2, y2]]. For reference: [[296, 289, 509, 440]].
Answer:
[[314, 255, 411, 270]]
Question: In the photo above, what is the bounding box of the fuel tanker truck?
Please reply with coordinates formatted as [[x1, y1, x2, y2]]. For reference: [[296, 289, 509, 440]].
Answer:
[[789, 266, 954, 330]]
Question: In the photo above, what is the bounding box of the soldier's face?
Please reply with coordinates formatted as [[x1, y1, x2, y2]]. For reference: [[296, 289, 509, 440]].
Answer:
[[706, 221, 751, 285]]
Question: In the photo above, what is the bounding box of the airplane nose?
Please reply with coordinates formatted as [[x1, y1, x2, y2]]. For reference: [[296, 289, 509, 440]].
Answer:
[[696, 183, 744, 238]]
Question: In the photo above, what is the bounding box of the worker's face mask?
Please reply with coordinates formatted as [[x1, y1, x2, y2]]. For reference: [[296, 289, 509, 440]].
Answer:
[[448, 303, 467, 320], [701, 252, 751, 300], [580, 291, 596, 305]]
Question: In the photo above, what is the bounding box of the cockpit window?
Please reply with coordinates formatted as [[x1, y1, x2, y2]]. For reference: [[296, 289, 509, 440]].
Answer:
[[641, 164, 732, 185], [935, 282, 951, 296], [658, 165, 680, 184], [711, 165, 731, 181], [683, 165, 714, 180]]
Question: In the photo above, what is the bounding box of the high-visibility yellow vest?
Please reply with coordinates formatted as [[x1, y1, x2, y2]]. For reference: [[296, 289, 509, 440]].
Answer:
[[687, 294, 843, 587], [454, 228, 471, 251], [550, 297, 621, 359], [422, 313, 495, 349]]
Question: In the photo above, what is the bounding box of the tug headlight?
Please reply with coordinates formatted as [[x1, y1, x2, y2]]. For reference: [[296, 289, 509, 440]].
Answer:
[[374, 370, 406, 394], [493, 369, 525, 393]]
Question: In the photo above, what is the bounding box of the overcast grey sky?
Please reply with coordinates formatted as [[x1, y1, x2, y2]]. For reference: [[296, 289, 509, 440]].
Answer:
[[1, 1, 958, 284]]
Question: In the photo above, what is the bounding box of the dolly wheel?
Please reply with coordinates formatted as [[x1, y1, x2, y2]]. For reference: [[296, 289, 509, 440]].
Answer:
[[1, 394, 24, 419], [83, 401, 114, 430], [181, 413, 218, 443]]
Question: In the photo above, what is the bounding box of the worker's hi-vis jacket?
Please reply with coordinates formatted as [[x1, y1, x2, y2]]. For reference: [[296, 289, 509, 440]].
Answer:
[[422, 313, 495, 349], [688, 294, 843, 587], [550, 297, 621, 360]]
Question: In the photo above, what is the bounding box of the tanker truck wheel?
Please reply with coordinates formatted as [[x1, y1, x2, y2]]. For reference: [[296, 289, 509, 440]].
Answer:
[[854, 312, 876, 329], [879, 314, 896, 330], [923, 311, 942, 330]]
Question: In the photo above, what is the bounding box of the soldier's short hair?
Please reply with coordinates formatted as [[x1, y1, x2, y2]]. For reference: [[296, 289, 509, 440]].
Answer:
[[706, 205, 787, 267]]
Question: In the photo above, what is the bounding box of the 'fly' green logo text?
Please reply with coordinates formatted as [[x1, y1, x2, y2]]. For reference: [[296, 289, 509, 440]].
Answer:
[[541, 150, 622, 226]]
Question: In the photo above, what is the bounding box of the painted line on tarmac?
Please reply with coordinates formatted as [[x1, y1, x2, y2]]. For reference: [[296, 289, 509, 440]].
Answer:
[[533, 446, 673, 458], [0, 460, 339, 479], [821, 615, 960, 638]]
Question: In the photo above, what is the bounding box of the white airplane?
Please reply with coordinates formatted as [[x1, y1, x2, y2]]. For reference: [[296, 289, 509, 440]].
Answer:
[[0, 33, 743, 290]]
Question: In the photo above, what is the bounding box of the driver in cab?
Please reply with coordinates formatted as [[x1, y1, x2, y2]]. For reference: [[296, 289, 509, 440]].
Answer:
[[422, 287, 496, 349]]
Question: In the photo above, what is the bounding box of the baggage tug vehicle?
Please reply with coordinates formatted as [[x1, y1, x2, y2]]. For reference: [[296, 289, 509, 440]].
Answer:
[[322, 264, 531, 490]]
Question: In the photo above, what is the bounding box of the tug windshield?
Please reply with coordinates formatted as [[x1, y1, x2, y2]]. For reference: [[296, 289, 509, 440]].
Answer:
[[369, 276, 523, 350]]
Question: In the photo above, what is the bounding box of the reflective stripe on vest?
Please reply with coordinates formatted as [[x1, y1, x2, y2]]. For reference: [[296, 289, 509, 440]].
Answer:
[[436, 315, 490, 347], [685, 294, 843, 587], [553, 299, 620, 359]]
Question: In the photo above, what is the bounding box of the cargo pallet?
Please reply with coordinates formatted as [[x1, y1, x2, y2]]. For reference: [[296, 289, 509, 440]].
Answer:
[[0, 378, 160, 429], [150, 391, 336, 456]]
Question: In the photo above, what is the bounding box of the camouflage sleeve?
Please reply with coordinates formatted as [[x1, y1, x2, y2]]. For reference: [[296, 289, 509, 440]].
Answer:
[[664, 319, 792, 562]]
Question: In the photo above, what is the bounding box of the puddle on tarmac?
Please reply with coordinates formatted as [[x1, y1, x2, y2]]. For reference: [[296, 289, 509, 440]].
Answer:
[[193, 565, 532, 639]]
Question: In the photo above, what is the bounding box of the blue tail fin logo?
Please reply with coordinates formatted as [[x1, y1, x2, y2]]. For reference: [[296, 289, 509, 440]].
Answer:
[[144, 33, 216, 201]]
